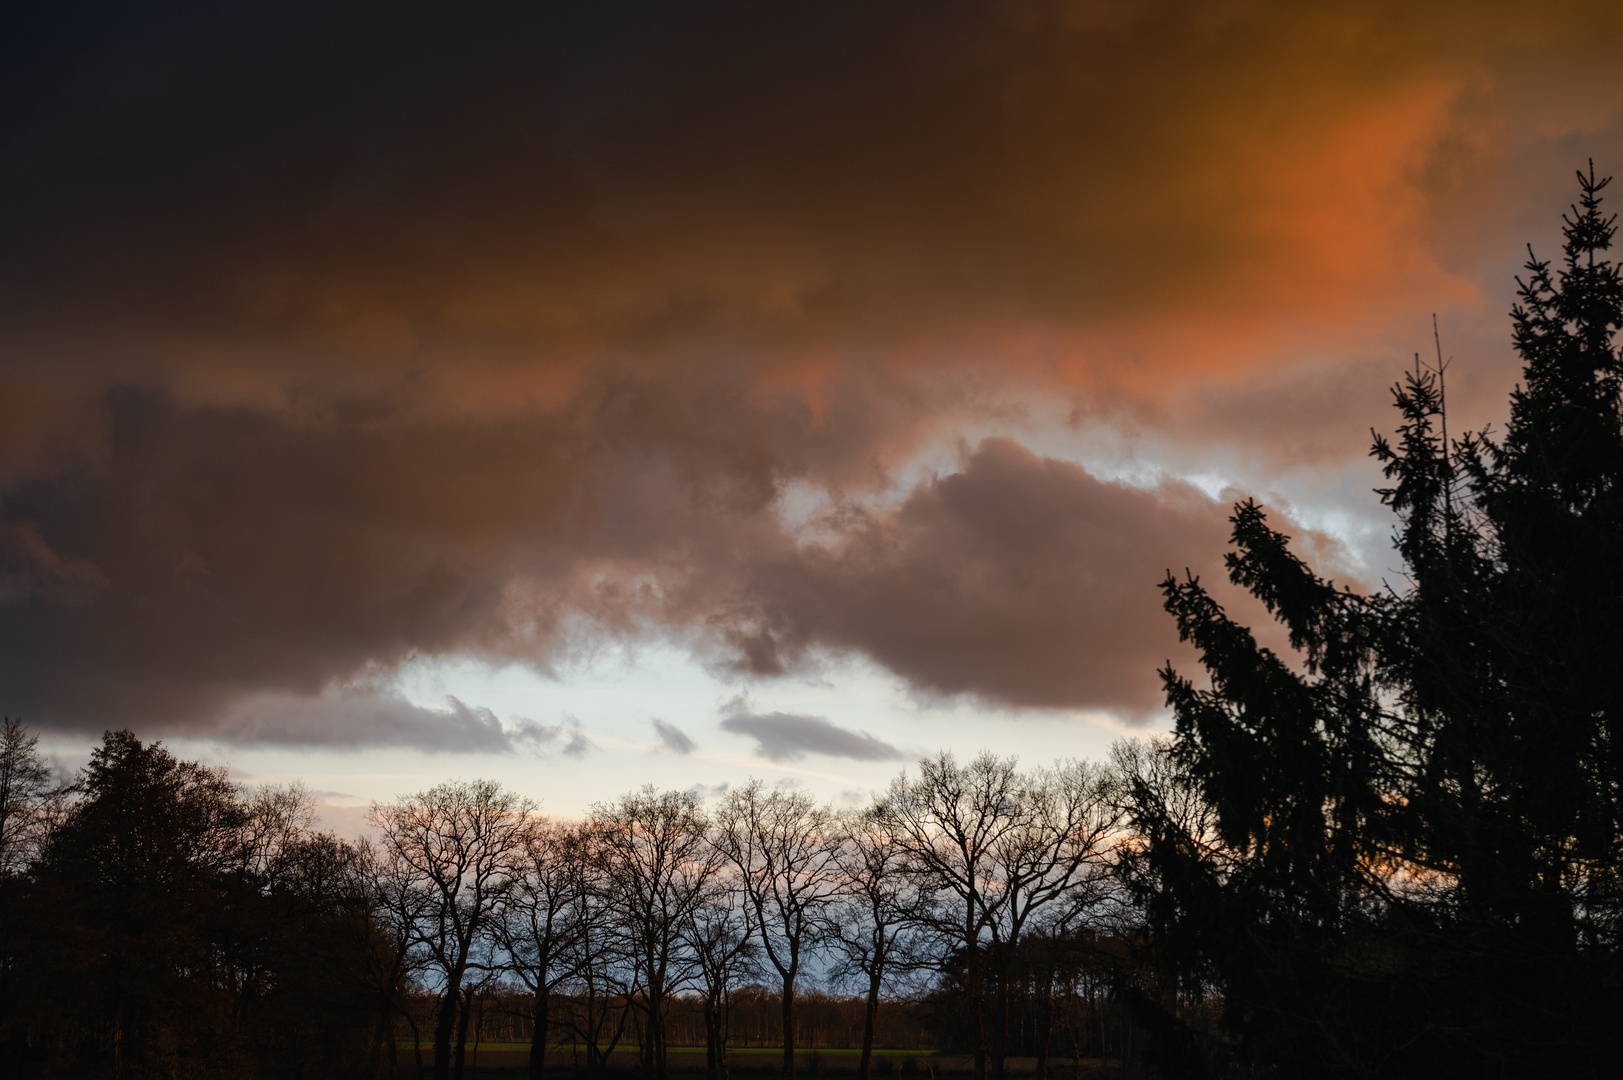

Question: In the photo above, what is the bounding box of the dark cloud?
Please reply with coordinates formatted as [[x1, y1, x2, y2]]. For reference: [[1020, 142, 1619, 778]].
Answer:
[[651, 718, 696, 755], [219, 691, 586, 755], [0, 371, 1270, 738], [719, 700, 903, 764], [719, 438, 1241, 713], [4, 1, 1619, 396], [0, 372, 895, 733], [0, 1, 1612, 746]]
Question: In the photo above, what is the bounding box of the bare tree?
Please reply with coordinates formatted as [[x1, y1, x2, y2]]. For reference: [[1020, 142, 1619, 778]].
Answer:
[[370, 780, 535, 1080], [873, 752, 1022, 1080], [713, 780, 843, 1080], [830, 805, 934, 1078], [0, 717, 56, 876], [347, 837, 430, 1080], [590, 785, 718, 1080], [685, 872, 761, 1080], [979, 760, 1119, 1080], [556, 840, 637, 1080], [829, 807, 933, 1080], [496, 819, 592, 1080]]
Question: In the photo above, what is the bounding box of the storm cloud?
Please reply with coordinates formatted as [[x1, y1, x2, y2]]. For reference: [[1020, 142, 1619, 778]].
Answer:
[[5, 1, 1620, 399], [0, 382, 1244, 732], [1, 2, 1618, 745]]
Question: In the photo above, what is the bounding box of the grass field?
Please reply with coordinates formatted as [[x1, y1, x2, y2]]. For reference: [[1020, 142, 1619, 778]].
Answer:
[[401, 1044, 1139, 1080], [424, 1045, 935, 1056]]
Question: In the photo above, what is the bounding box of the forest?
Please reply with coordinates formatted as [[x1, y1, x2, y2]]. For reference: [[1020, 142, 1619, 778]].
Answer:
[[1, 170, 1621, 1080]]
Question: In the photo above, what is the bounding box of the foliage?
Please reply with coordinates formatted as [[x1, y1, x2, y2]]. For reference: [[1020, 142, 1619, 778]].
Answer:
[[4, 729, 390, 1079], [1129, 165, 1623, 1078]]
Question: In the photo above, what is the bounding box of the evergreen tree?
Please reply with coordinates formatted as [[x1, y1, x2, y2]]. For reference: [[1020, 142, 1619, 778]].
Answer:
[[1129, 165, 1623, 1078]]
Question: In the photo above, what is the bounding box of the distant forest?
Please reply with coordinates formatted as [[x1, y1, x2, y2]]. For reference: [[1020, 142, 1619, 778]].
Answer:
[[3, 171, 1621, 1080]]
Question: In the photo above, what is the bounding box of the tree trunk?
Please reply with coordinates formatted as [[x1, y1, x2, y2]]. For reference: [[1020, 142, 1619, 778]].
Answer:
[[454, 987, 475, 1080], [643, 970, 668, 1080], [703, 999, 717, 1080], [780, 975, 797, 1080], [638, 1000, 653, 1080], [435, 987, 459, 1080], [719, 987, 731, 1080], [405, 1004, 427, 1080], [584, 988, 602, 1079], [859, 965, 883, 1080], [990, 953, 1008, 1080], [1067, 987, 1081, 1080], [370, 999, 394, 1080], [970, 959, 988, 1080], [1034, 972, 1053, 1080], [656, 996, 668, 1080], [530, 985, 550, 1080], [112, 995, 125, 1080], [1098, 990, 1109, 1080], [962, 898, 987, 1080]]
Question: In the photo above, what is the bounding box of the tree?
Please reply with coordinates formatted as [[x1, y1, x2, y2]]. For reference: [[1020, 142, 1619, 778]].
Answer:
[[0, 718, 53, 877], [33, 730, 249, 1078], [371, 780, 536, 1080], [713, 780, 843, 1080], [363, 835, 439, 1080], [874, 752, 1021, 1080], [828, 807, 931, 1080], [555, 831, 637, 1080], [876, 754, 1119, 1080], [1136, 165, 1623, 1078], [495, 819, 591, 1080], [0, 718, 57, 1061], [978, 762, 1119, 1080], [590, 785, 718, 1080], [684, 867, 761, 1080]]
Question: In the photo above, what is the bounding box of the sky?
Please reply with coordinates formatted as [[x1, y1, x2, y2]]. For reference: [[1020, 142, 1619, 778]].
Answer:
[[5, 0, 1623, 831]]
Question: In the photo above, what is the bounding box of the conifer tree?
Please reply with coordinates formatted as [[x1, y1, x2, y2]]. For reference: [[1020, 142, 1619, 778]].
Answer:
[[1130, 165, 1623, 1079]]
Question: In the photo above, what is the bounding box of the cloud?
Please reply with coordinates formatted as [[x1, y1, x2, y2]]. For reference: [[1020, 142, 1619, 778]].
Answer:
[[0, 369, 1281, 734], [720, 698, 903, 763], [514, 713, 598, 759], [219, 689, 591, 755], [651, 718, 696, 755], [0, 0, 1607, 744], [4, 1, 1618, 403], [713, 438, 1243, 713]]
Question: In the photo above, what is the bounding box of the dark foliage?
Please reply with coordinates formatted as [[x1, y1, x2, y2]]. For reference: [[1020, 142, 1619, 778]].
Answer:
[[1129, 166, 1623, 1078], [0, 729, 396, 1079]]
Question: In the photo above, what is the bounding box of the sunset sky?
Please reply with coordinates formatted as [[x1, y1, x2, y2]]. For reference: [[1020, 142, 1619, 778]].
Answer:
[[6, 1, 1623, 830]]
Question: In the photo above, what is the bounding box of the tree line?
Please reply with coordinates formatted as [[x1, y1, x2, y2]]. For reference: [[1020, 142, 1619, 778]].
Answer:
[[0, 721, 1169, 1080]]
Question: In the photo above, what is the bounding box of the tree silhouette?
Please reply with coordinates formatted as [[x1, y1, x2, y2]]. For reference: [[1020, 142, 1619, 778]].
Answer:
[[371, 780, 535, 1080], [1133, 165, 1623, 1078]]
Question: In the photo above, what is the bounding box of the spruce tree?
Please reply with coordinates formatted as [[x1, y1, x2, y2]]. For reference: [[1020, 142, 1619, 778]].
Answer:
[[1128, 166, 1623, 1078]]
